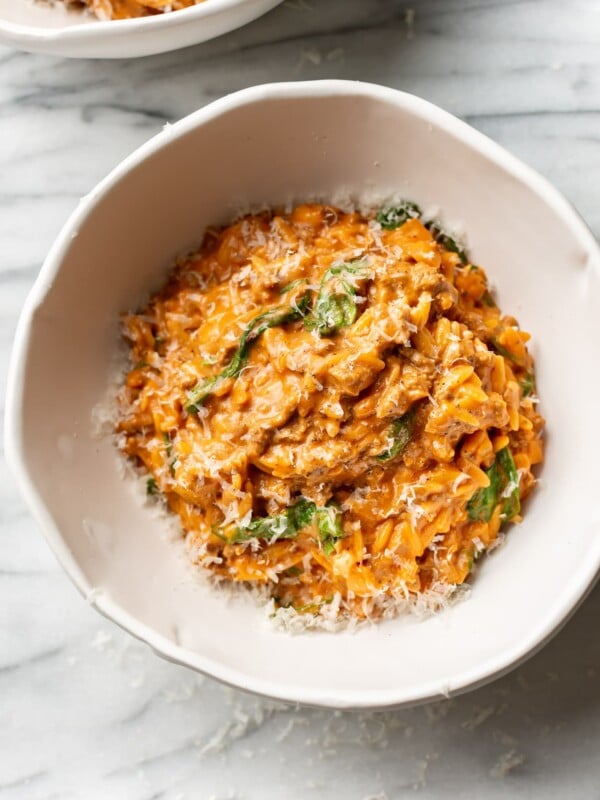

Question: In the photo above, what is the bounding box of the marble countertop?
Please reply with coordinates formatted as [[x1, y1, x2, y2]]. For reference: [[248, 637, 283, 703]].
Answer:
[[1, 1, 599, 797]]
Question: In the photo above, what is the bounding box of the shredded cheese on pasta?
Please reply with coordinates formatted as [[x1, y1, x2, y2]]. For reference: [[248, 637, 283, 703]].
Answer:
[[116, 203, 544, 621]]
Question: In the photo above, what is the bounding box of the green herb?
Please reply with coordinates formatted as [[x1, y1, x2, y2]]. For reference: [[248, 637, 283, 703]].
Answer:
[[467, 446, 520, 523], [187, 375, 219, 409], [163, 432, 176, 477], [146, 477, 158, 496], [230, 497, 345, 555], [520, 372, 535, 397], [133, 360, 149, 370], [496, 446, 521, 520], [279, 278, 308, 295], [376, 410, 415, 462], [467, 462, 501, 522], [425, 221, 468, 264], [469, 265, 480, 272], [376, 201, 422, 230], [293, 595, 334, 613], [233, 511, 301, 542], [186, 294, 310, 412], [304, 259, 368, 337], [310, 292, 357, 336], [375, 202, 470, 262], [286, 496, 318, 531], [283, 566, 303, 577], [273, 594, 335, 613], [292, 602, 318, 613], [490, 337, 522, 365], [154, 336, 165, 350], [231, 496, 316, 544], [315, 503, 345, 555]]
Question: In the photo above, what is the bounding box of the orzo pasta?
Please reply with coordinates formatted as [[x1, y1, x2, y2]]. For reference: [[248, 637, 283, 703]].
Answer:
[[116, 202, 544, 622]]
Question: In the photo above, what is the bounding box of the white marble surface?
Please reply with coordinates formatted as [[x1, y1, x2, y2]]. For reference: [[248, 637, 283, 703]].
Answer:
[[1, 1, 600, 797]]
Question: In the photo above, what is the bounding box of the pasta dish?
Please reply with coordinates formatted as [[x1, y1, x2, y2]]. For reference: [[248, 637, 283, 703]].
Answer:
[[116, 202, 544, 622]]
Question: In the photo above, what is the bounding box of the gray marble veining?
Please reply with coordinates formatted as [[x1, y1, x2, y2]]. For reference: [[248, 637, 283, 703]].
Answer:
[[1, 1, 599, 798]]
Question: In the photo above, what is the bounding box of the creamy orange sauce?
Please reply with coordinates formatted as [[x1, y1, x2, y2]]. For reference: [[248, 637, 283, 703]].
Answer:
[[117, 203, 544, 620]]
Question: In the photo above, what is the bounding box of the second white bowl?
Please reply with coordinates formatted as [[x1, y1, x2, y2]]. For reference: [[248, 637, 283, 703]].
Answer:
[[0, 0, 283, 58]]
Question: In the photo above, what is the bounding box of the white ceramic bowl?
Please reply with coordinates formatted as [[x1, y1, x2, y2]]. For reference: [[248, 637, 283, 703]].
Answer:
[[0, 0, 283, 58], [6, 81, 600, 709]]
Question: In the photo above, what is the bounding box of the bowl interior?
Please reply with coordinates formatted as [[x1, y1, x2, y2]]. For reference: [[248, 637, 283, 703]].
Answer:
[[10, 83, 600, 708]]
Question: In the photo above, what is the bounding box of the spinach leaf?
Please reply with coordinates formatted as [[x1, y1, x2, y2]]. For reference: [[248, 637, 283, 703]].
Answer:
[[304, 259, 367, 337], [163, 432, 176, 477], [496, 446, 521, 520], [287, 496, 318, 530], [467, 461, 502, 522], [279, 278, 308, 295], [425, 221, 468, 264], [186, 294, 310, 412], [376, 201, 422, 230], [315, 503, 345, 555], [235, 512, 298, 542], [310, 291, 357, 336], [275, 595, 334, 613], [467, 446, 521, 523], [520, 372, 535, 397], [230, 496, 345, 555], [490, 337, 524, 367], [283, 565, 303, 577], [231, 496, 316, 544], [376, 410, 415, 462]]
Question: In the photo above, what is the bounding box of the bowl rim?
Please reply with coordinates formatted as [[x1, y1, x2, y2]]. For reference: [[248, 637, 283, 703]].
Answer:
[[5, 80, 600, 710], [0, 0, 281, 45]]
